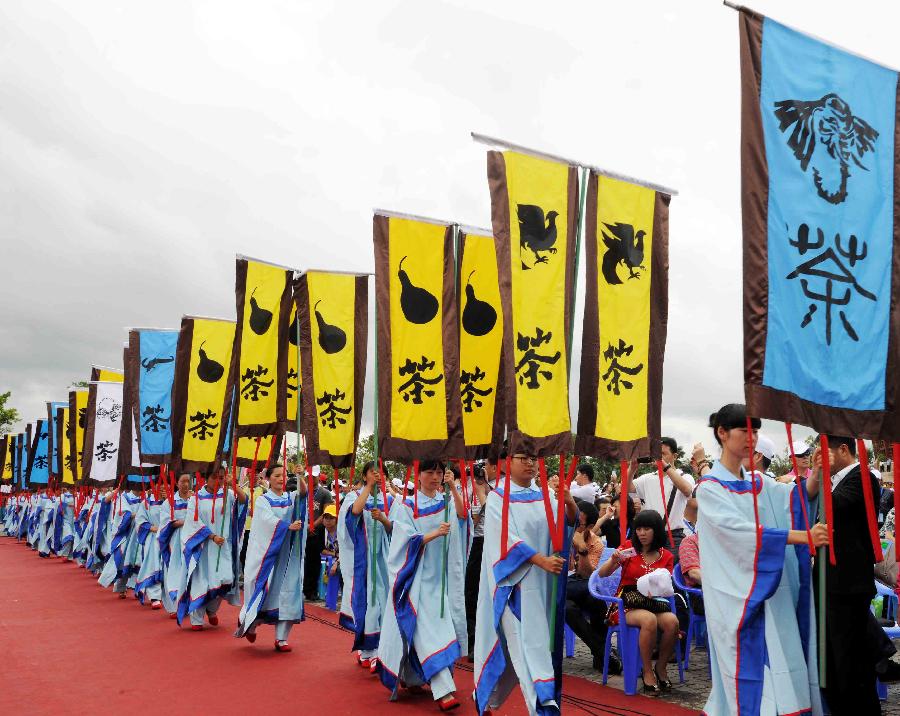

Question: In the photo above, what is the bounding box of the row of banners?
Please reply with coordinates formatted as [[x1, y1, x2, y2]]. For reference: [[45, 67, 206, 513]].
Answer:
[[0, 149, 672, 487]]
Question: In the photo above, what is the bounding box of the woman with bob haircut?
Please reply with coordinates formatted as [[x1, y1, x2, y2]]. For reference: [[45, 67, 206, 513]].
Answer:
[[596, 508, 678, 693], [697, 403, 828, 716]]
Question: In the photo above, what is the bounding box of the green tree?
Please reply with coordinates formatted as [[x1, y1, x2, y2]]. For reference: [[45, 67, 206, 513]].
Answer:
[[0, 391, 20, 437], [69, 380, 89, 389]]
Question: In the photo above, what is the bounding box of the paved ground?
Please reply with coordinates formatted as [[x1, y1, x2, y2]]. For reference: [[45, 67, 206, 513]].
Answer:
[[560, 631, 900, 713]]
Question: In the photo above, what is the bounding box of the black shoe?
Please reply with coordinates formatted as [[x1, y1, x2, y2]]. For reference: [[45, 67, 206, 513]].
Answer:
[[877, 658, 900, 683], [592, 652, 622, 675]]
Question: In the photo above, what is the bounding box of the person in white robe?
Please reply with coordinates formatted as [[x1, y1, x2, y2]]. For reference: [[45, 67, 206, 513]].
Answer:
[[158, 473, 192, 618], [698, 403, 828, 716], [53, 487, 76, 559], [134, 492, 165, 608], [473, 453, 576, 716], [98, 484, 145, 597], [234, 464, 307, 651], [376, 459, 469, 712]]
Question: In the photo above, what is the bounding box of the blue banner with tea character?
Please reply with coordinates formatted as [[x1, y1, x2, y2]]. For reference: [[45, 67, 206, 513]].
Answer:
[[26, 419, 50, 486], [130, 328, 178, 464], [740, 9, 900, 438]]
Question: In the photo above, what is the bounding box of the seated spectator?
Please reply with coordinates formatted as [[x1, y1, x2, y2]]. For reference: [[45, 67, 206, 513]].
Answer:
[[596, 510, 679, 693], [593, 493, 636, 548], [679, 497, 701, 588], [565, 501, 622, 674], [569, 463, 600, 504], [881, 507, 895, 541]]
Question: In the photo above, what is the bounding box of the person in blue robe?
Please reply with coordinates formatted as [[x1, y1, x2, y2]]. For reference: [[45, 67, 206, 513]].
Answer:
[[473, 453, 577, 716], [159, 473, 192, 618], [234, 463, 307, 651], [376, 458, 469, 712], [343, 461, 393, 669], [134, 492, 165, 608], [53, 487, 76, 560], [37, 492, 57, 557], [698, 404, 828, 716], [177, 467, 247, 630], [98, 484, 145, 598]]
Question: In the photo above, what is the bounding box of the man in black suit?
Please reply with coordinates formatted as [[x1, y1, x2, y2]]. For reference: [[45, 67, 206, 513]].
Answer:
[[810, 436, 881, 713]]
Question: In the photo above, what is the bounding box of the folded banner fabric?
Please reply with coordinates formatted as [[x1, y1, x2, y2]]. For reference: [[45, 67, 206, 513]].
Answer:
[[233, 257, 293, 438], [576, 172, 670, 461], [457, 228, 505, 460], [740, 9, 900, 437], [170, 316, 237, 473], [297, 271, 368, 469], [373, 213, 465, 462], [487, 150, 578, 456]]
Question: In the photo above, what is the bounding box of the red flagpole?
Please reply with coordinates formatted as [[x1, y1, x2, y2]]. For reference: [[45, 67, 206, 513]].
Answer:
[[500, 455, 511, 558], [655, 460, 675, 552], [248, 436, 262, 518], [402, 465, 411, 503], [537, 458, 557, 549], [856, 440, 884, 563], [619, 460, 629, 546], [413, 459, 421, 519]]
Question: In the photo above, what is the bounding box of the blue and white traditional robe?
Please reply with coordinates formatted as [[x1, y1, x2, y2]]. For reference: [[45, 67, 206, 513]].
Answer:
[[337, 488, 359, 633], [72, 494, 97, 565], [176, 487, 246, 625], [16, 495, 30, 540], [473, 481, 571, 716], [342, 490, 393, 655], [235, 490, 306, 640], [697, 462, 821, 716], [87, 496, 112, 573], [158, 496, 189, 614], [38, 494, 57, 557], [134, 497, 165, 604], [53, 492, 76, 558], [98, 493, 144, 592], [376, 491, 468, 701]]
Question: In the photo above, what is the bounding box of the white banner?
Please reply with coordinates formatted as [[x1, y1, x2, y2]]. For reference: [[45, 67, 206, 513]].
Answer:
[[88, 382, 123, 483]]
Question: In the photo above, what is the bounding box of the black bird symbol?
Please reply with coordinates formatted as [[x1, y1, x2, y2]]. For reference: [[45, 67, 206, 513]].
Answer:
[[517, 204, 558, 270], [773, 93, 878, 204], [141, 356, 174, 373], [600, 222, 646, 285]]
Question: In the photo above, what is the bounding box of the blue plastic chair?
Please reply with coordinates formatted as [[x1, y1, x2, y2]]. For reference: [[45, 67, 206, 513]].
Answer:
[[588, 557, 684, 695], [564, 624, 576, 657], [874, 578, 898, 621], [673, 563, 708, 673]]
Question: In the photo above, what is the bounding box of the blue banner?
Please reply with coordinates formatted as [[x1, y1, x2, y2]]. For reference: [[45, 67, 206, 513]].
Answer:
[[136, 330, 178, 459], [761, 19, 898, 410], [48, 401, 67, 476], [27, 419, 50, 485]]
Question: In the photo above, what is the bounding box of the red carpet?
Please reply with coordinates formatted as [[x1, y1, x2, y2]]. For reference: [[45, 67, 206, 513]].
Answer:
[[0, 538, 697, 715]]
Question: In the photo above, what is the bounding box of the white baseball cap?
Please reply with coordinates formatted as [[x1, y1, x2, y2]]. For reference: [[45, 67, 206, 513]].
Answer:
[[791, 440, 812, 458], [755, 434, 776, 461]]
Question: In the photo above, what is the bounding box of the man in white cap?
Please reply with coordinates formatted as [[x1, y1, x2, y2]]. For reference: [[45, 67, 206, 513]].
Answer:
[[779, 439, 813, 484], [752, 433, 777, 479]]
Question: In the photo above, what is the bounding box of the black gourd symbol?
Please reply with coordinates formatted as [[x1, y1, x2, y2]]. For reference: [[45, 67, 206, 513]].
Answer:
[[398, 256, 439, 324], [248, 288, 273, 335], [461, 270, 497, 336], [315, 300, 346, 354], [196, 341, 225, 383]]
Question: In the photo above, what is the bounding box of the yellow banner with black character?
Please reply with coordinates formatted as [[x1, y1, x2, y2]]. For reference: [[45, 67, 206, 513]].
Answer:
[[373, 212, 464, 462], [575, 172, 669, 460], [170, 316, 236, 473], [232, 432, 283, 468], [296, 271, 368, 468], [487, 150, 578, 456], [457, 228, 505, 460], [68, 389, 88, 481], [233, 257, 293, 437]]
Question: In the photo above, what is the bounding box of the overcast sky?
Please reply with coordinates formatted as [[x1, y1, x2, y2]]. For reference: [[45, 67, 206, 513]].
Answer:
[[1, 0, 894, 458]]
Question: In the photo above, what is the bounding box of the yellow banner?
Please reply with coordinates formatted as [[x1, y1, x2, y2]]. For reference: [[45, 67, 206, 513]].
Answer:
[[286, 301, 301, 427], [235, 259, 289, 432], [59, 407, 73, 484], [594, 176, 655, 441], [93, 367, 124, 382], [504, 151, 571, 440], [459, 231, 503, 451], [308, 272, 357, 457], [389, 217, 448, 442], [235, 434, 279, 464], [179, 318, 236, 467], [0, 437, 10, 481], [72, 390, 88, 480]]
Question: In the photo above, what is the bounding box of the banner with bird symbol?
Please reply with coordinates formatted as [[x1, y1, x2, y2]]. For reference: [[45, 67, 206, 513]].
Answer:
[[46, 401, 68, 483], [82, 381, 124, 484], [119, 343, 155, 476], [68, 389, 89, 483], [457, 228, 506, 459], [54, 404, 73, 484], [128, 328, 179, 464], [740, 9, 900, 437], [373, 212, 465, 462], [233, 257, 293, 438], [576, 173, 670, 461], [296, 270, 368, 468], [26, 419, 50, 487], [487, 150, 578, 456], [170, 316, 237, 473]]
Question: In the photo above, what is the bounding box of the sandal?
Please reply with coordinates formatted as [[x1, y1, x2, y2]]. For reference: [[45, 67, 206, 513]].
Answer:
[[274, 640, 292, 652], [206, 613, 219, 626], [641, 677, 660, 694], [438, 695, 460, 711], [654, 666, 672, 690]]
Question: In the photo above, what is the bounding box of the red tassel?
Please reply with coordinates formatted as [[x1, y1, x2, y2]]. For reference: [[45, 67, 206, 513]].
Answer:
[[307, 463, 315, 521], [892, 443, 900, 595], [248, 436, 262, 518], [820, 435, 836, 566], [619, 460, 629, 546], [856, 440, 884, 564], [228, 436, 238, 515], [468, 460, 477, 506], [746, 418, 763, 572], [334, 468, 342, 515], [402, 465, 411, 503], [538, 458, 558, 550], [413, 460, 421, 519], [458, 459, 469, 517], [377, 458, 388, 510], [500, 455, 511, 558], [785, 423, 814, 555], [194, 471, 202, 520], [656, 460, 675, 552]]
